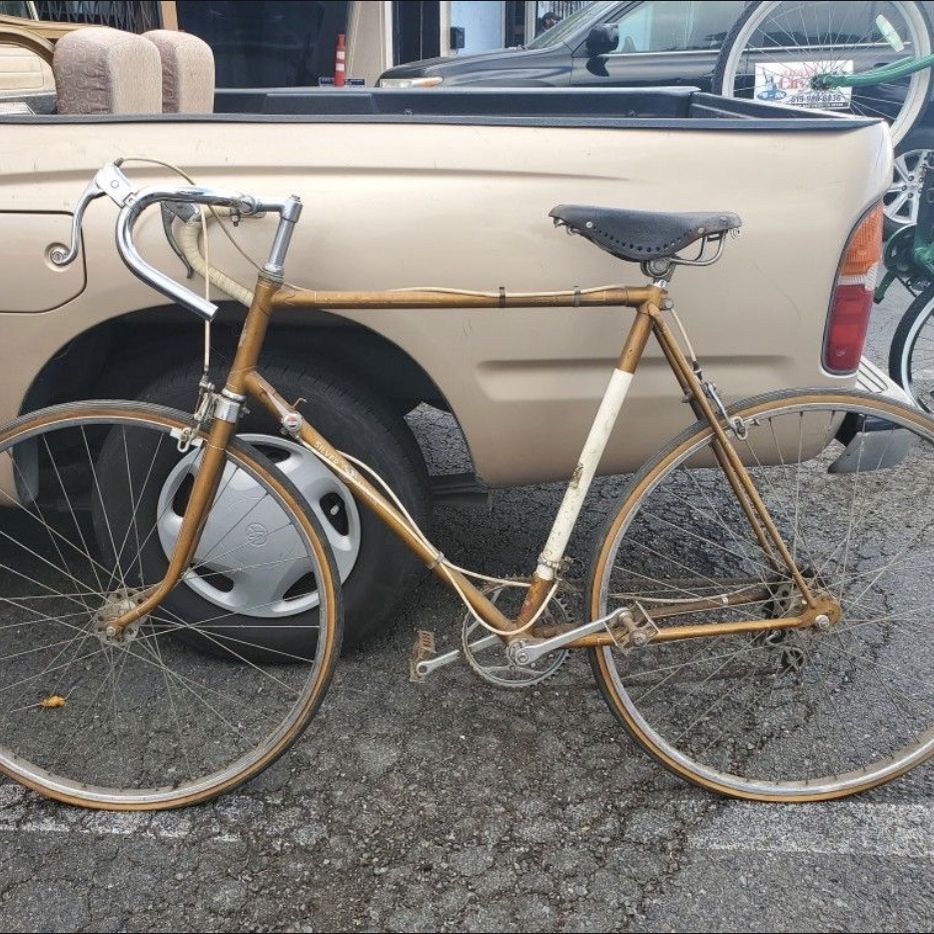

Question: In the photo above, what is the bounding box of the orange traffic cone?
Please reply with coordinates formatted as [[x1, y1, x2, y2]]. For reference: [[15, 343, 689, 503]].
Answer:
[[335, 33, 346, 87]]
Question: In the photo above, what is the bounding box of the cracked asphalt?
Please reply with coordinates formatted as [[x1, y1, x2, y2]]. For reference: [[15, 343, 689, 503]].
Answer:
[[0, 285, 932, 933]]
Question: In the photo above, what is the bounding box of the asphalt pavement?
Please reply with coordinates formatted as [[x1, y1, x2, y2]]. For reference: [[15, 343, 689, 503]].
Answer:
[[0, 284, 931, 933]]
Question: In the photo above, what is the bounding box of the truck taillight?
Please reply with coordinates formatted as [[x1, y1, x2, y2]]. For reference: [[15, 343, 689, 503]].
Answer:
[[823, 204, 882, 374]]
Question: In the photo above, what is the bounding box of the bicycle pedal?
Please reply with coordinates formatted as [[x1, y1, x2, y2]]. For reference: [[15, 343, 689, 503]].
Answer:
[[409, 629, 437, 683]]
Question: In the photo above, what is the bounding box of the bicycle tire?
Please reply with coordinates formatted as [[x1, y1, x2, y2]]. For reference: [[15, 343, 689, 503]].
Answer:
[[588, 388, 934, 801], [713, 1, 933, 147], [889, 284, 934, 411], [0, 400, 342, 810]]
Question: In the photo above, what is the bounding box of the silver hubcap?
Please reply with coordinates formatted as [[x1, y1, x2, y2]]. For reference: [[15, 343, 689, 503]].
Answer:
[[157, 434, 360, 617]]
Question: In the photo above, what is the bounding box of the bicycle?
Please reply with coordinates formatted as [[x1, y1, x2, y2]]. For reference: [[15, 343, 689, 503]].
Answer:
[[715, 1, 934, 147], [0, 161, 932, 810]]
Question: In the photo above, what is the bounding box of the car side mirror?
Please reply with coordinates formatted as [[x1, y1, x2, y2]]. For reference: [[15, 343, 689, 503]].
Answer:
[[586, 23, 618, 57]]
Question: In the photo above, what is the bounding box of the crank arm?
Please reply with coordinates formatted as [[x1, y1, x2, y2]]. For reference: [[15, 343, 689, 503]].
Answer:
[[412, 632, 502, 680]]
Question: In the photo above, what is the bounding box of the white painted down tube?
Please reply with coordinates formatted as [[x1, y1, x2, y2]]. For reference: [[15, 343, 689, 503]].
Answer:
[[536, 368, 634, 579]]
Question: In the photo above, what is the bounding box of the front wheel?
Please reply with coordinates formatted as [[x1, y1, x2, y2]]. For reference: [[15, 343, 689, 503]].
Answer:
[[588, 389, 934, 801], [0, 401, 342, 810], [713, 1, 933, 147], [889, 285, 934, 411]]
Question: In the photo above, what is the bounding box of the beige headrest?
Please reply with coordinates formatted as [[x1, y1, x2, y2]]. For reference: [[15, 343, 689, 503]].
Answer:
[[53, 27, 161, 115], [144, 29, 214, 113]]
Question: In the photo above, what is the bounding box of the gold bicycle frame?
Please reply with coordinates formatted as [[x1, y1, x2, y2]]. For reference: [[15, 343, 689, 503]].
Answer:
[[109, 271, 828, 647]]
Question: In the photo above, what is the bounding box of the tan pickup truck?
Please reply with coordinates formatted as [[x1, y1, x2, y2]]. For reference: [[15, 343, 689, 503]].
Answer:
[[0, 24, 895, 644]]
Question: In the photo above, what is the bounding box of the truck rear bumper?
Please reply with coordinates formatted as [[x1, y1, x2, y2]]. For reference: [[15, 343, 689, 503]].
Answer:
[[829, 357, 916, 473]]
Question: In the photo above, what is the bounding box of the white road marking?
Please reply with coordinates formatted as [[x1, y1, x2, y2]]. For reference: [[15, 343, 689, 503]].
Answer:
[[4, 778, 932, 861], [690, 801, 934, 859], [0, 784, 239, 842]]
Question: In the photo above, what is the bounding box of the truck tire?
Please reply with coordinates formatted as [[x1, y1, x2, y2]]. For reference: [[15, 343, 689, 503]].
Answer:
[[105, 354, 431, 652]]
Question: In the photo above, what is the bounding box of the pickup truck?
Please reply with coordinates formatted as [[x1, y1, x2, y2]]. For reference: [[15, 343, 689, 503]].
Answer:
[[0, 27, 894, 647]]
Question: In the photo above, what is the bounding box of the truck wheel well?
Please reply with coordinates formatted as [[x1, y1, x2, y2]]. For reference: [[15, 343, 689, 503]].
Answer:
[[19, 302, 461, 432]]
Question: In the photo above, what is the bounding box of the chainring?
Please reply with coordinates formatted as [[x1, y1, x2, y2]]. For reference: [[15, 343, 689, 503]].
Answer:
[[461, 580, 570, 688]]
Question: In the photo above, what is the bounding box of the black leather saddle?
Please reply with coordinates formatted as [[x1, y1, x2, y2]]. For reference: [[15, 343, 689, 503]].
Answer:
[[549, 205, 742, 262]]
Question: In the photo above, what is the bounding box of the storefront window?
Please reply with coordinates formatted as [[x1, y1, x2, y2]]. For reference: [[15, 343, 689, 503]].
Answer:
[[177, 0, 349, 88]]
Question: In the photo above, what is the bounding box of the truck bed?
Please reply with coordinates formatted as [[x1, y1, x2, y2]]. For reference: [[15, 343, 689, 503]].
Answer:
[[2, 86, 875, 129], [207, 87, 871, 129]]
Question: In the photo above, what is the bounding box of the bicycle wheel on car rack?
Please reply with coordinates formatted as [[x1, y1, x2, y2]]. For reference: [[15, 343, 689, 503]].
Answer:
[[713, 1, 933, 147], [0, 401, 342, 810], [588, 389, 934, 801]]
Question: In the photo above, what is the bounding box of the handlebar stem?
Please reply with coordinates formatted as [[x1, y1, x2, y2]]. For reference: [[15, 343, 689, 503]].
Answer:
[[264, 197, 303, 278]]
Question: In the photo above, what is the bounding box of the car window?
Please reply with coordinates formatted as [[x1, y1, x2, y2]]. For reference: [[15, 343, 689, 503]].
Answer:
[[611, 0, 744, 53], [527, 1, 617, 50], [0, 1, 31, 15]]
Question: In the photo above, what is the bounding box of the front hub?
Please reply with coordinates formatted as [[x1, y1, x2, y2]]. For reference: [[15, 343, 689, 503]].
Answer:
[[93, 588, 146, 645]]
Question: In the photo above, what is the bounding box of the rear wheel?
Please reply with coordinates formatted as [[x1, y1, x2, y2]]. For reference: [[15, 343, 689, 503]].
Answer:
[[714, 1, 933, 147], [589, 390, 934, 801], [0, 401, 342, 809]]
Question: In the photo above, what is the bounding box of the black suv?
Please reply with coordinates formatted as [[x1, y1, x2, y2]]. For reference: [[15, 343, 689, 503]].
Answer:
[[378, 1, 745, 92]]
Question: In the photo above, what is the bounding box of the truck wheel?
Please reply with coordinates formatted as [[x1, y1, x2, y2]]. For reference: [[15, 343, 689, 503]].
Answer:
[[101, 355, 431, 652]]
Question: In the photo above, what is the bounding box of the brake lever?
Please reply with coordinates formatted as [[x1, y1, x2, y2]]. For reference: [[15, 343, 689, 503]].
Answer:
[[49, 162, 136, 267], [161, 202, 199, 279]]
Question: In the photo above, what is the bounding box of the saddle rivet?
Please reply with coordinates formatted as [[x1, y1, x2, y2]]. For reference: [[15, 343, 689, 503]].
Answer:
[[585, 221, 594, 229]]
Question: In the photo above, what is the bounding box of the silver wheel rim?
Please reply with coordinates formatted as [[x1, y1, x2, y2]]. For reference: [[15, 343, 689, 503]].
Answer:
[[885, 149, 931, 226], [157, 433, 360, 617]]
